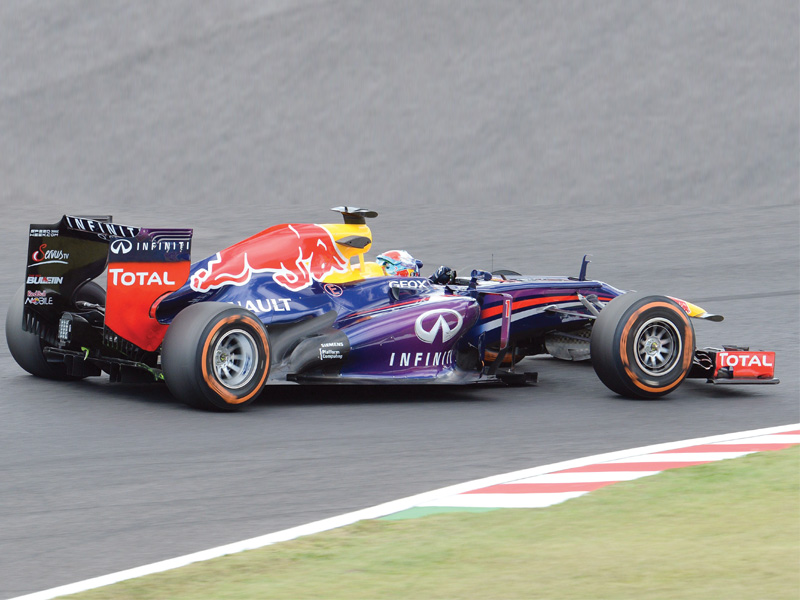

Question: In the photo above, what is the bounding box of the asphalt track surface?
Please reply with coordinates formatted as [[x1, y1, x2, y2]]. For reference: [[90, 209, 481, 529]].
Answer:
[[0, 2, 797, 597]]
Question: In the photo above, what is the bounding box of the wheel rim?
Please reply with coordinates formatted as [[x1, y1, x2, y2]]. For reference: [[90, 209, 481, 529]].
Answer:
[[211, 329, 258, 390], [634, 317, 682, 376]]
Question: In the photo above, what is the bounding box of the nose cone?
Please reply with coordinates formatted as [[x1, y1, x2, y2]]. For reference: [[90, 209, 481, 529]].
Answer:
[[668, 296, 724, 322]]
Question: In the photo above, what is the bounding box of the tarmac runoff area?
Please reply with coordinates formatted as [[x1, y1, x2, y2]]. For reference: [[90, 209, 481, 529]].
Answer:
[[11, 423, 800, 600]]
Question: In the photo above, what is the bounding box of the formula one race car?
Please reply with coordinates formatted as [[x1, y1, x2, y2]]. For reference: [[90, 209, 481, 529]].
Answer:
[[7, 208, 779, 411]]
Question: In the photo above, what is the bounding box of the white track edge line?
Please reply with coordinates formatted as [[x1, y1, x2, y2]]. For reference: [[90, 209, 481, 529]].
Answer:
[[9, 422, 799, 600]]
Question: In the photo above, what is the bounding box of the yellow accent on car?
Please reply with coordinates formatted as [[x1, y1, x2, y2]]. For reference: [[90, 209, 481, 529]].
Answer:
[[684, 300, 725, 322], [318, 223, 382, 284]]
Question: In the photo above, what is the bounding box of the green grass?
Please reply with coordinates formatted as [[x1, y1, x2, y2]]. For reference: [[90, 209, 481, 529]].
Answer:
[[67, 446, 799, 600]]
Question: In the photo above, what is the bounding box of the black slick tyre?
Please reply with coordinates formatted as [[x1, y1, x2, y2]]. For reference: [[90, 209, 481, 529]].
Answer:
[[590, 292, 695, 399], [5, 282, 105, 380], [161, 303, 270, 411], [72, 280, 106, 306]]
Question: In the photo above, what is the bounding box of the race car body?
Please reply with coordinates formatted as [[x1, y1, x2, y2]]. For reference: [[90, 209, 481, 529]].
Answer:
[[8, 208, 779, 410]]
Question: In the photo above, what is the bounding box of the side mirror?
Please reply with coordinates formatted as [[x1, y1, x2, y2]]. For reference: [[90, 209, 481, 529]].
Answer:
[[469, 269, 492, 289]]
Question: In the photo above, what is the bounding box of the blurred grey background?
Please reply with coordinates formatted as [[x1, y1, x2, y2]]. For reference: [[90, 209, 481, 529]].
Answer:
[[1, 1, 796, 299], [0, 1, 797, 597]]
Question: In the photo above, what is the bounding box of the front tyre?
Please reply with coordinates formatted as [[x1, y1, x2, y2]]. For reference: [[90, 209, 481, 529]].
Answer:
[[161, 303, 270, 411], [590, 292, 694, 399]]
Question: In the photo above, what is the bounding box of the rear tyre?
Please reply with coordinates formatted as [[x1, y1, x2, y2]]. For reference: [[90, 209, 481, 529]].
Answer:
[[161, 303, 270, 411], [72, 280, 106, 306], [590, 292, 694, 399], [5, 282, 106, 380]]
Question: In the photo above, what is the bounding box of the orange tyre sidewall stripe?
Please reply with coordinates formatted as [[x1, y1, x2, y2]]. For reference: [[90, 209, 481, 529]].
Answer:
[[619, 302, 694, 394], [200, 315, 270, 405]]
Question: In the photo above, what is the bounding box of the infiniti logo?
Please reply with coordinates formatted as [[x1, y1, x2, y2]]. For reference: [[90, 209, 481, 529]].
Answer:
[[414, 309, 464, 344], [110, 239, 133, 254]]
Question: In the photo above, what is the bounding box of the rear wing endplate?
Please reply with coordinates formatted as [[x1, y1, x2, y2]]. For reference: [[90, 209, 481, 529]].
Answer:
[[23, 215, 192, 351]]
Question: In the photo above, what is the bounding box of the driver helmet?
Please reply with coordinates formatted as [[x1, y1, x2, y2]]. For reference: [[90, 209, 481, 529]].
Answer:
[[376, 250, 422, 277]]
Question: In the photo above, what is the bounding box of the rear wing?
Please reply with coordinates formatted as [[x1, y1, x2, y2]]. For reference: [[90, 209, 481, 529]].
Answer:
[[24, 215, 192, 352]]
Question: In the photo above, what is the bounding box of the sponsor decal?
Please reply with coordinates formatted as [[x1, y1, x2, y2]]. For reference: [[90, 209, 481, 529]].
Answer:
[[29, 243, 70, 267], [27, 275, 63, 285], [389, 279, 430, 290], [105, 259, 190, 353], [25, 290, 53, 305], [232, 298, 292, 313], [669, 296, 691, 314], [110, 239, 133, 255], [29, 228, 59, 238], [110, 237, 191, 256], [324, 283, 344, 297], [715, 351, 775, 379], [718, 352, 773, 368], [108, 268, 176, 287], [190, 223, 349, 293], [65, 216, 139, 238], [414, 308, 464, 344], [319, 341, 346, 360], [389, 350, 456, 368]]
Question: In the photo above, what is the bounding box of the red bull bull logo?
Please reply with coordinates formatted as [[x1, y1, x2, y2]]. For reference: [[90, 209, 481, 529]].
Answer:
[[191, 223, 350, 293]]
